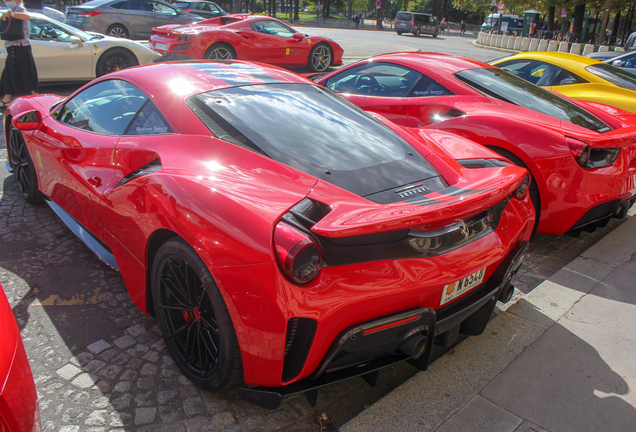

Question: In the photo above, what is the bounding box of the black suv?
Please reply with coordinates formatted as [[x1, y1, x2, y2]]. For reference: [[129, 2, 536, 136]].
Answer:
[[395, 12, 439, 37]]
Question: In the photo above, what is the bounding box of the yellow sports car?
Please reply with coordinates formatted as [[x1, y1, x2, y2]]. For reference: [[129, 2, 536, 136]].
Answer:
[[491, 52, 636, 114]]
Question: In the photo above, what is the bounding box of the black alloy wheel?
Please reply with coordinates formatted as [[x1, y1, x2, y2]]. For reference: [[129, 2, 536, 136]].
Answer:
[[8, 124, 43, 204], [96, 48, 139, 77], [152, 238, 243, 390]]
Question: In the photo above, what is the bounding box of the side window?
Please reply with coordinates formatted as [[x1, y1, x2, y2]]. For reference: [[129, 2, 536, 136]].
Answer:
[[150, 1, 177, 15], [252, 20, 295, 37], [30, 19, 73, 42], [409, 75, 453, 97], [325, 63, 422, 97], [498, 60, 574, 86], [126, 101, 173, 135], [54, 80, 148, 135]]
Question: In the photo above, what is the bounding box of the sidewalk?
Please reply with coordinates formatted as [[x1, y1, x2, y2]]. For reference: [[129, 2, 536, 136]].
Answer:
[[341, 213, 636, 432]]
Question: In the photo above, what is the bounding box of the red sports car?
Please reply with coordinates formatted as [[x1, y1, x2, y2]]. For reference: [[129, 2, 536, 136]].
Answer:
[[149, 14, 343, 72], [5, 60, 533, 409], [311, 52, 636, 236], [0, 284, 40, 432]]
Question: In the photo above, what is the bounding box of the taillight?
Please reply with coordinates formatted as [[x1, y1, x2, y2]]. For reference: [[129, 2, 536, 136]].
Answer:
[[177, 34, 191, 41], [513, 172, 531, 200], [274, 222, 323, 285], [183, 8, 191, 12], [567, 138, 590, 167], [411, 20, 415, 26], [78, 10, 103, 17]]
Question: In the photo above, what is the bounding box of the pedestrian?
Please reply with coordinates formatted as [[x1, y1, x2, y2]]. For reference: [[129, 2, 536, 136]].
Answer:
[[529, 21, 536, 38], [440, 18, 447, 34], [353, 13, 360, 29], [460, 20, 466, 36], [0, 0, 37, 109]]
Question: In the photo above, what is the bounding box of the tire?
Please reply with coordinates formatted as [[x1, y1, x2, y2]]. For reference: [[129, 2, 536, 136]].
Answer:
[[96, 48, 139, 77], [414, 28, 421, 37], [433, 30, 438, 38], [7, 124, 43, 205], [308, 43, 332, 72], [397, 31, 402, 35], [107, 24, 129, 39], [204, 43, 236, 60], [151, 238, 243, 390], [486, 146, 541, 232]]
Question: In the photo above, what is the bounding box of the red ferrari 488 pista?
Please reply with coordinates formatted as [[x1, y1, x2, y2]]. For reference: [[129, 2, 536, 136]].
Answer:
[[312, 52, 636, 236], [5, 60, 533, 408]]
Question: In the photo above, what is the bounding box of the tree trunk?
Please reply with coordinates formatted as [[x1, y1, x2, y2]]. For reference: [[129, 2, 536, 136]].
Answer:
[[597, 0, 613, 45], [573, 3, 585, 42], [294, 0, 299, 21], [548, 6, 555, 31], [348, 0, 353, 20], [611, 10, 621, 44]]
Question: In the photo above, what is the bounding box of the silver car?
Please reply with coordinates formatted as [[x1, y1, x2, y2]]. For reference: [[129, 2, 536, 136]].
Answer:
[[65, 0, 202, 39]]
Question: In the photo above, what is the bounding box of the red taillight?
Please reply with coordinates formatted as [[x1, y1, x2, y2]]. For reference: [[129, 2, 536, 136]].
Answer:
[[274, 222, 323, 285], [78, 10, 103, 17], [567, 138, 591, 167], [183, 8, 191, 12], [411, 20, 415, 26], [513, 172, 531, 200]]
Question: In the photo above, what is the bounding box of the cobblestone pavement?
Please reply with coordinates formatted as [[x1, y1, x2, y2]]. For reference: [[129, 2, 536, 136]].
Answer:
[[0, 108, 628, 431]]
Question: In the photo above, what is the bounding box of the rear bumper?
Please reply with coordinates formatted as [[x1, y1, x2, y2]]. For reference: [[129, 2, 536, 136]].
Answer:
[[238, 240, 528, 409]]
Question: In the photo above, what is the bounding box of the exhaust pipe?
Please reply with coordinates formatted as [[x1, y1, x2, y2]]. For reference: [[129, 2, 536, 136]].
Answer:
[[499, 282, 515, 304], [397, 334, 428, 359]]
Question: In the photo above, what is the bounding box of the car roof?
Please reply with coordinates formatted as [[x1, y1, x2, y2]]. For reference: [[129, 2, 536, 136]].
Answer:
[[505, 52, 603, 68], [109, 60, 310, 102], [366, 52, 491, 74]]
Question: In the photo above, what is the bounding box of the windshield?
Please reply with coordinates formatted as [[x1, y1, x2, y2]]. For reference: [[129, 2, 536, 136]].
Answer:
[[455, 68, 611, 133], [586, 63, 636, 91], [188, 83, 441, 198]]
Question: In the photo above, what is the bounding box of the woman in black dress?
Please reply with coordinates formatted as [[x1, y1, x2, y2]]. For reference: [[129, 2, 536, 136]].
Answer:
[[0, 0, 38, 109]]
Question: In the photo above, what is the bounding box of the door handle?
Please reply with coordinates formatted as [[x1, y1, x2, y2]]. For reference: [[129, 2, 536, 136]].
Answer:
[[88, 176, 102, 187]]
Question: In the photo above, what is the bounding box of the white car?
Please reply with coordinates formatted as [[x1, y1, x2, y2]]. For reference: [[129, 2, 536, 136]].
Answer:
[[0, 12, 162, 82]]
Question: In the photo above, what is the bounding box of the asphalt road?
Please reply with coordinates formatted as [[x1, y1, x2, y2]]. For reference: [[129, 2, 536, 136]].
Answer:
[[0, 29, 628, 432]]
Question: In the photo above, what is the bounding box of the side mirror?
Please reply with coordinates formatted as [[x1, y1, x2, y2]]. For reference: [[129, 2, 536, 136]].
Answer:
[[293, 32, 304, 40], [70, 36, 82, 45], [12, 110, 42, 131], [612, 60, 623, 66]]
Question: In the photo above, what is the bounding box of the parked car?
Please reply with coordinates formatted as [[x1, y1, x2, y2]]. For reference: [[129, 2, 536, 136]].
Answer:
[[491, 52, 636, 114], [0, 283, 40, 432], [604, 50, 636, 74], [586, 50, 623, 61], [172, 0, 226, 19], [310, 52, 636, 236], [4, 60, 534, 409], [0, 13, 161, 82], [481, 13, 524, 32], [65, 0, 202, 39], [149, 15, 343, 72], [394, 12, 438, 37]]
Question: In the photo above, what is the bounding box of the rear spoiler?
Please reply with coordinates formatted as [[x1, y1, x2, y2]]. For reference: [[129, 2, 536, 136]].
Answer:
[[307, 166, 528, 238]]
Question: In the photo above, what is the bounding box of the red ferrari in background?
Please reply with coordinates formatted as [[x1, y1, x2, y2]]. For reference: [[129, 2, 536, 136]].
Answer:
[[312, 52, 636, 236], [5, 60, 533, 409], [149, 14, 343, 72], [0, 284, 40, 432]]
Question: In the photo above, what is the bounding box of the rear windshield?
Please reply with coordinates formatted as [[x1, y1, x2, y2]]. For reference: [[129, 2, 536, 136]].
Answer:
[[455, 68, 611, 133], [586, 63, 636, 91], [188, 83, 440, 197], [189, 83, 410, 171], [396, 12, 412, 21]]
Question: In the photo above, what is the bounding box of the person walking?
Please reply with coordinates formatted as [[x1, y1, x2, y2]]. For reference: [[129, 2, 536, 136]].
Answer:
[[353, 13, 360, 29], [0, 0, 38, 109], [460, 20, 466, 36], [440, 18, 447, 34]]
